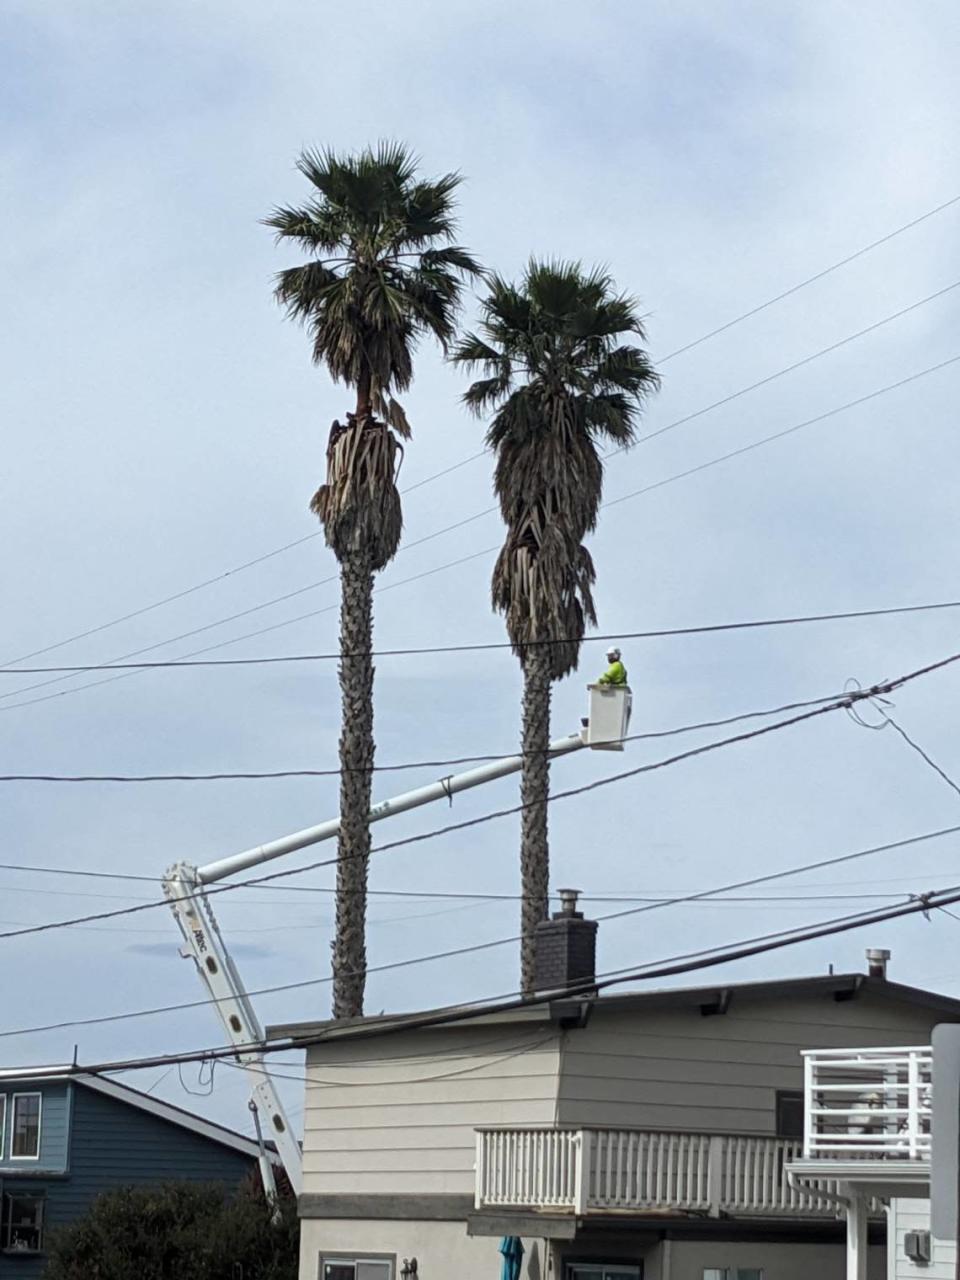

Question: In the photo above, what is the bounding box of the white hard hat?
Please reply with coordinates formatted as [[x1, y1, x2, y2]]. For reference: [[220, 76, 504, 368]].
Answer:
[[607, 647, 621, 660]]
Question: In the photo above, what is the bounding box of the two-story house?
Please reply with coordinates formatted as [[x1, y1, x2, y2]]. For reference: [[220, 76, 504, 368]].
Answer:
[[266, 898, 960, 1280], [0, 1067, 265, 1277]]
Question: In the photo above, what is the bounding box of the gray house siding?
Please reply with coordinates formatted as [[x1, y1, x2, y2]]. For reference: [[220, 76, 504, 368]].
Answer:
[[555, 990, 949, 1132], [0, 1083, 255, 1280], [297, 986, 956, 1199], [301, 1023, 562, 1195]]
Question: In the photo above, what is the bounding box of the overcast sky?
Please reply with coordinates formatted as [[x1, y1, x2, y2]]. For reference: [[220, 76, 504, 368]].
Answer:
[[3, 0, 960, 1138]]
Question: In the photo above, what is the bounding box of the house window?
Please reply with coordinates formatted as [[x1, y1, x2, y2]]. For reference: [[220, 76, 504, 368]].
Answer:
[[776, 1089, 804, 1139], [320, 1258, 393, 1280], [2, 1193, 44, 1253], [702, 1271, 764, 1280], [569, 1267, 642, 1280], [10, 1094, 42, 1160]]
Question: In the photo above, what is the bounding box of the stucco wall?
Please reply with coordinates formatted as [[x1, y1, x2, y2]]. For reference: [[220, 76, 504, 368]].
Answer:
[[664, 1239, 885, 1280], [298, 1217, 548, 1280]]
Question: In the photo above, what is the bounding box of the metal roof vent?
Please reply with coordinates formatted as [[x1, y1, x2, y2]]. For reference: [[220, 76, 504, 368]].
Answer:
[[866, 948, 891, 979]]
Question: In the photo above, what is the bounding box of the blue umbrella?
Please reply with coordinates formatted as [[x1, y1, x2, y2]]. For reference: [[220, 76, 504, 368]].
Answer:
[[499, 1235, 524, 1280]]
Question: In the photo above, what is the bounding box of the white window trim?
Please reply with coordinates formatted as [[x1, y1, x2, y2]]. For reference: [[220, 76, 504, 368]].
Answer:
[[318, 1255, 395, 1280], [10, 1093, 42, 1162], [0, 1095, 6, 1160]]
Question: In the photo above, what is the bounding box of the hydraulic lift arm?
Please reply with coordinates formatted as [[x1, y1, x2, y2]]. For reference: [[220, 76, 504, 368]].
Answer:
[[163, 686, 631, 1195]]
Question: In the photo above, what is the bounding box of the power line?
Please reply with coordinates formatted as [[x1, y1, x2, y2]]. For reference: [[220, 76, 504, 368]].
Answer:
[[882, 715, 960, 805], [0, 463, 489, 672], [3, 597, 960, 678], [9, 190, 957, 679], [4, 815, 959, 1043], [8, 296, 959, 713], [0, 650, 957, 943], [604, 352, 960, 512], [657, 192, 960, 362], [624, 277, 960, 449], [0, 517, 494, 706], [19, 875, 960, 1081], [0, 671, 857, 785]]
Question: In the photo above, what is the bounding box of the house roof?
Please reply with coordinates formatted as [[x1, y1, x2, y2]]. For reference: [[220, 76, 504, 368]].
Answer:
[[265, 971, 960, 1046], [0, 1067, 263, 1160]]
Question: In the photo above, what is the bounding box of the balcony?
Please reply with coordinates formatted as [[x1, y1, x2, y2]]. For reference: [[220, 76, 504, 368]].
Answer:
[[801, 1046, 932, 1160], [474, 1128, 850, 1218]]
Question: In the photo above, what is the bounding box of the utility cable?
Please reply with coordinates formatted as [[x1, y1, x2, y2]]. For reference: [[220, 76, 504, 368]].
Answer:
[[657, 192, 960, 362], [3, 596, 960, 678], [4, 814, 958, 1042], [0, 668, 928, 940], [18, 875, 960, 1081], [0, 682, 910, 782], [8, 190, 958, 675], [0, 650, 958, 943], [7, 303, 959, 714]]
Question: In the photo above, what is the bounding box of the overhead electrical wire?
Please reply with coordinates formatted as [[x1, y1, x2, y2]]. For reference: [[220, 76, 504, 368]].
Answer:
[[656, 191, 960, 361], [17, 875, 960, 1080], [7, 189, 957, 677], [0, 649, 958, 945], [3, 596, 960, 678], [6, 283, 960, 714], [0, 651, 956, 784], [4, 816, 960, 1042]]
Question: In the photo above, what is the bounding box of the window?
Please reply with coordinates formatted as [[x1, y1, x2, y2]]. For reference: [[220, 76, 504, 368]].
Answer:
[[569, 1267, 642, 1280], [702, 1271, 764, 1280], [10, 1094, 41, 1160], [776, 1089, 804, 1139], [2, 1193, 44, 1253], [320, 1258, 393, 1280]]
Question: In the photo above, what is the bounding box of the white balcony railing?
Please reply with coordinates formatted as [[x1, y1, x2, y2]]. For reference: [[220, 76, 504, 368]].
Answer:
[[475, 1128, 847, 1216], [802, 1046, 932, 1160]]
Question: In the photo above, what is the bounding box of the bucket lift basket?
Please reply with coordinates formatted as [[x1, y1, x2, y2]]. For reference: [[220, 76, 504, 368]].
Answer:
[[585, 684, 632, 750]]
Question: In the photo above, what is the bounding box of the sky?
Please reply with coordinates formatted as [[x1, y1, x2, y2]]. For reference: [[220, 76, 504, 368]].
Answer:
[[2, 0, 960, 1140]]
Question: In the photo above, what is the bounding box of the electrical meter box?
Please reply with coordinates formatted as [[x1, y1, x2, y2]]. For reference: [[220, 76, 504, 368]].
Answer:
[[586, 684, 632, 750]]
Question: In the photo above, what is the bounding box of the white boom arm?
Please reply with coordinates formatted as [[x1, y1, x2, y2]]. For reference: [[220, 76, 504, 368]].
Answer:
[[163, 685, 632, 1196]]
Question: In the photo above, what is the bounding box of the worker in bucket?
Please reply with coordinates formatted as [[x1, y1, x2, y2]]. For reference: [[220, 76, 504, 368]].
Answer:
[[597, 646, 628, 686]]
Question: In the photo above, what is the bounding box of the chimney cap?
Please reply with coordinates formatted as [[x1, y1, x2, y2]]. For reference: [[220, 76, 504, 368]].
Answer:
[[556, 888, 582, 916], [866, 947, 891, 978]]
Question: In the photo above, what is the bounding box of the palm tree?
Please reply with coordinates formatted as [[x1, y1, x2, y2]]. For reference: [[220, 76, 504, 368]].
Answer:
[[453, 261, 659, 995], [266, 143, 480, 1018]]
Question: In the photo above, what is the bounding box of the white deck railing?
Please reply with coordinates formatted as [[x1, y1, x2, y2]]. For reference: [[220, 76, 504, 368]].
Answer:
[[475, 1128, 845, 1216], [802, 1047, 932, 1160]]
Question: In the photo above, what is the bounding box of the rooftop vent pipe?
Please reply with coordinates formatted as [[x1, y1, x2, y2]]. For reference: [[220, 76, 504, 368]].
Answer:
[[866, 948, 891, 979]]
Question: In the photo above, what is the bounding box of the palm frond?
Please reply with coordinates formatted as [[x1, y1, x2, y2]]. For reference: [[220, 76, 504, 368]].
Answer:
[[268, 142, 480, 440], [459, 258, 660, 680]]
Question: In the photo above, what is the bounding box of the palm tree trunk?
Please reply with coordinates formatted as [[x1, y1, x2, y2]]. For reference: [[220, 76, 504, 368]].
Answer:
[[519, 644, 553, 996], [331, 547, 375, 1019]]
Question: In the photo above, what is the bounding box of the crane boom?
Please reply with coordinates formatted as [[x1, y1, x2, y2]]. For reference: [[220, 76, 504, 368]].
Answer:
[[163, 686, 632, 1195]]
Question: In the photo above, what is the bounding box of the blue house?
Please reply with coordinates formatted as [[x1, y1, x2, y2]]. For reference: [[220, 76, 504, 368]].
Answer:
[[0, 1067, 265, 1277]]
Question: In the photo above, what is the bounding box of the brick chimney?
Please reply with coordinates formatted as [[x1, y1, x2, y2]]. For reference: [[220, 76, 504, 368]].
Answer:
[[534, 889, 598, 995]]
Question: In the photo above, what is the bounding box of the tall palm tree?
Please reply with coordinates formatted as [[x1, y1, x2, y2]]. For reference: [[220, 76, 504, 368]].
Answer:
[[266, 143, 480, 1018], [453, 261, 659, 995]]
